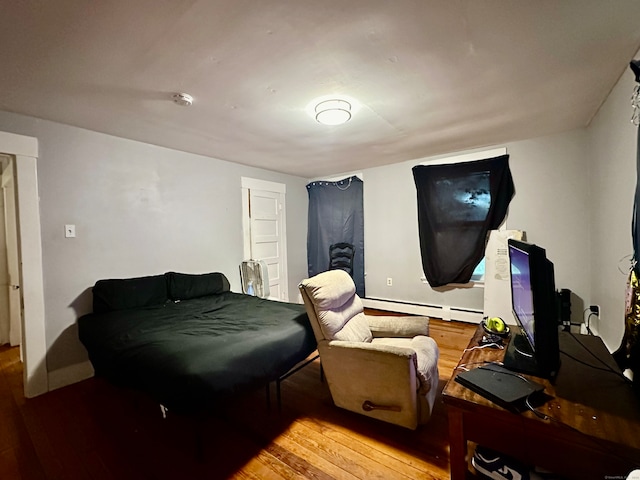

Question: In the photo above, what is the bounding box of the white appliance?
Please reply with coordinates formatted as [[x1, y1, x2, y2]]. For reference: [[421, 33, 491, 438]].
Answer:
[[483, 230, 525, 325]]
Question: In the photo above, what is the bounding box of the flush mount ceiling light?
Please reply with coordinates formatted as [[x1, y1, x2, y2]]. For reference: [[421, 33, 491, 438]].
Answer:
[[172, 92, 193, 106], [315, 99, 352, 125]]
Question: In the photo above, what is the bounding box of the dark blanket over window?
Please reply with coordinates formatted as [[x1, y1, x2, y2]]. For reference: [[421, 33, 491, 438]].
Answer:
[[412, 155, 515, 287]]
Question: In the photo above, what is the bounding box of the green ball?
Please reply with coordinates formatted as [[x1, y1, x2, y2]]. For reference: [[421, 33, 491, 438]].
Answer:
[[488, 317, 505, 333]]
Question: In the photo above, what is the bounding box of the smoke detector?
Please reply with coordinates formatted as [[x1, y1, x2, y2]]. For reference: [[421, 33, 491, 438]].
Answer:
[[172, 93, 193, 106]]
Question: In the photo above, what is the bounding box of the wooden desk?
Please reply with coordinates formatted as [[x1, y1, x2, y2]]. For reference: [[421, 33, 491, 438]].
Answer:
[[443, 326, 640, 479]]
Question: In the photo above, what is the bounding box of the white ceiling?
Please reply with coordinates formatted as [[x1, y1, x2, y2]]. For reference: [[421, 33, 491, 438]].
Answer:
[[1, 1, 640, 178]]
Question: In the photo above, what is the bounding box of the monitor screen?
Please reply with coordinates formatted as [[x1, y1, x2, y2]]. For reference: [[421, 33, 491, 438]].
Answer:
[[509, 244, 536, 350], [505, 238, 560, 378]]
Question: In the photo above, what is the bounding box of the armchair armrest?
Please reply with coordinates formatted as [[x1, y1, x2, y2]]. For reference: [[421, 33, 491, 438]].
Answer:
[[365, 315, 430, 338], [326, 339, 417, 358]]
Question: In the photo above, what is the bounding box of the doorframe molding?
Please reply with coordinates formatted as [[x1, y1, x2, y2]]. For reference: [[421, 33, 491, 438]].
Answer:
[[0, 131, 47, 397]]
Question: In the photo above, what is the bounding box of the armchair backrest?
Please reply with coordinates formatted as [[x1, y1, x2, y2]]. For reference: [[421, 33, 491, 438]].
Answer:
[[299, 270, 372, 343]]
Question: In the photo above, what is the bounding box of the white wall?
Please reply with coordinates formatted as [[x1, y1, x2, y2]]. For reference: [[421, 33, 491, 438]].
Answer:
[[0, 111, 309, 376], [360, 60, 637, 347], [360, 130, 590, 324], [506, 130, 591, 325], [587, 65, 638, 350]]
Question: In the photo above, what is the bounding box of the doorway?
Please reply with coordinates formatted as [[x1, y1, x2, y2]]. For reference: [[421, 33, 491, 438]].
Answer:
[[241, 178, 289, 302], [0, 155, 21, 347], [0, 131, 47, 398]]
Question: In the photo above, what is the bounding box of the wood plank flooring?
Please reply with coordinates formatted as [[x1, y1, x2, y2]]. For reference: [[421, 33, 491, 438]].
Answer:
[[0, 319, 476, 480]]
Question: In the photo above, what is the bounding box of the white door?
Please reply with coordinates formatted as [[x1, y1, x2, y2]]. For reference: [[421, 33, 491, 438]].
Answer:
[[0, 159, 9, 345], [4, 159, 21, 346], [0, 155, 20, 346], [241, 178, 288, 302], [0, 131, 48, 398]]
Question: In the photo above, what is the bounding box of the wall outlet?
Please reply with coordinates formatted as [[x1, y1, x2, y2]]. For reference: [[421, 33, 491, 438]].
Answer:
[[589, 305, 600, 317], [386, 277, 393, 287]]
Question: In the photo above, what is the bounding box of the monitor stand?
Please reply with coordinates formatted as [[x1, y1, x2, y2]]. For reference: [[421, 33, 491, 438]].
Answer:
[[503, 333, 544, 377]]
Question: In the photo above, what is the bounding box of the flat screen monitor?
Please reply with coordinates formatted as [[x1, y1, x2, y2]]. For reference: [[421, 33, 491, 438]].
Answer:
[[504, 239, 560, 378]]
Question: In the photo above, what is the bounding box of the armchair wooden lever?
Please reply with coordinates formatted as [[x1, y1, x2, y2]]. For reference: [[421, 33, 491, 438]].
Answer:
[[362, 400, 401, 412]]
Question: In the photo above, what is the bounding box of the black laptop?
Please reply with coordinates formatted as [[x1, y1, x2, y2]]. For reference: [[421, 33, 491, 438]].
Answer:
[[455, 363, 545, 413]]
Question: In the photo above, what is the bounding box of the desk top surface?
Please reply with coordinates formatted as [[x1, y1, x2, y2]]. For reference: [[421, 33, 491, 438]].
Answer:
[[443, 325, 640, 454]]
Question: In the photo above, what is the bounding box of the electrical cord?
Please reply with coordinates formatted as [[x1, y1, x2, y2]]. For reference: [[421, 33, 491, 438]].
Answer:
[[559, 350, 630, 380], [581, 307, 595, 335], [585, 313, 597, 335], [560, 333, 632, 384], [525, 394, 553, 421], [463, 343, 504, 354]]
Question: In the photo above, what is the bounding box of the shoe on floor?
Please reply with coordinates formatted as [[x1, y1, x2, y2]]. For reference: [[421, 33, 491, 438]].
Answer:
[[471, 445, 562, 480], [472, 446, 531, 480], [472, 446, 568, 480]]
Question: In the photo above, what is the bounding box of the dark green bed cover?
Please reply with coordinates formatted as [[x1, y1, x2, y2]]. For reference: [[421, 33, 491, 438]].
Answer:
[[78, 292, 316, 412]]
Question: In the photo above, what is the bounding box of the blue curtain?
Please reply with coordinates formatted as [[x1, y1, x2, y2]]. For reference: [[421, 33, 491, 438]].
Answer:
[[306, 176, 365, 297]]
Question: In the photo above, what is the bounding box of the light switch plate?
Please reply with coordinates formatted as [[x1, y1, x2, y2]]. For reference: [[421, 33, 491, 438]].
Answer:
[[64, 224, 76, 238]]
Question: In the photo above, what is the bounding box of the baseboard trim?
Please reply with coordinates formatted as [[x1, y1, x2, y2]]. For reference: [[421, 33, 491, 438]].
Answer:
[[362, 297, 483, 323], [48, 360, 94, 392]]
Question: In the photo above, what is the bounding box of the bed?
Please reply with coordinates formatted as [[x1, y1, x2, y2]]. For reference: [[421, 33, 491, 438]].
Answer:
[[78, 271, 317, 413]]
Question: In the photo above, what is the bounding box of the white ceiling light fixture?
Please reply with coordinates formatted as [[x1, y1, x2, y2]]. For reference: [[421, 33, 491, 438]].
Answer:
[[315, 99, 352, 126], [172, 92, 193, 106]]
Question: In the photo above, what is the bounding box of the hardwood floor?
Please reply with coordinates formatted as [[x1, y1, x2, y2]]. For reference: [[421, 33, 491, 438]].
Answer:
[[0, 319, 476, 480]]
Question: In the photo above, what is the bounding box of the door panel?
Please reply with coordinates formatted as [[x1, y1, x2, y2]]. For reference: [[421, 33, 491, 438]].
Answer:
[[249, 189, 284, 300]]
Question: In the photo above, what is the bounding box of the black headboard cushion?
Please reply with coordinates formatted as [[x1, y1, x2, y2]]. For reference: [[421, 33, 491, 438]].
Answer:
[[92, 275, 168, 314], [166, 272, 231, 301]]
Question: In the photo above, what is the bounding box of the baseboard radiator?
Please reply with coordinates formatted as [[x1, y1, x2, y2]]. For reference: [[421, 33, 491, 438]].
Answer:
[[362, 297, 483, 324]]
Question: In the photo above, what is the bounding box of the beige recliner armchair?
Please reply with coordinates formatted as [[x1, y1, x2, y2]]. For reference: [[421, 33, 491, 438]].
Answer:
[[299, 270, 440, 430]]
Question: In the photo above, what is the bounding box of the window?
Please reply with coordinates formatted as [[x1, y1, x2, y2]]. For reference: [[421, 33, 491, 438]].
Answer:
[[470, 258, 486, 282]]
